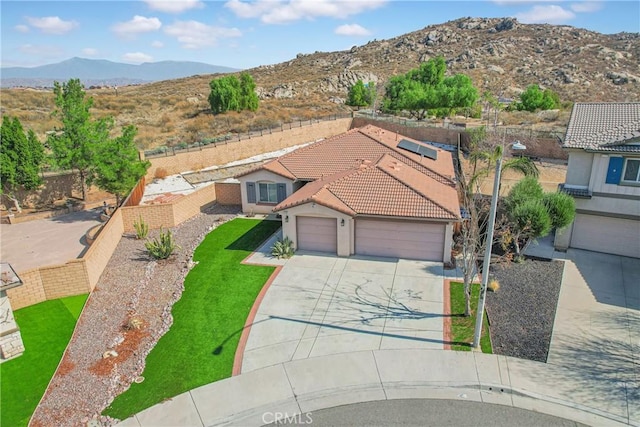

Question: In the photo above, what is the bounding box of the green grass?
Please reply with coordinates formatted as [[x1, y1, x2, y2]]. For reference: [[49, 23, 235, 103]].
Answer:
[[103, 218, 281, 421], [0, 294, 88, 427], [449, 282, 492, 354]]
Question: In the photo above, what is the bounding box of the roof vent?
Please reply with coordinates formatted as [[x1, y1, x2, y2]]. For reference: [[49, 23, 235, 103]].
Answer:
[[397, 139, 438, 160]]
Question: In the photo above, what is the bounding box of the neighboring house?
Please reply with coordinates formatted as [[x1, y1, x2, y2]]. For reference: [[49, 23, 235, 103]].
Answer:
[[555, 102, 640, 258], [236, 125, 461, 262]]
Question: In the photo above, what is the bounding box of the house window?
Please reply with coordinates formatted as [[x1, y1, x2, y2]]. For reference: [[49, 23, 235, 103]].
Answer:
[[622, 159, 640, 183], [258, 183, 278, 203]]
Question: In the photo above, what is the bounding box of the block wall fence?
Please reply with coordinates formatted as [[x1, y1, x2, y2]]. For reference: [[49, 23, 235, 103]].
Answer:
[[7, 118, 351, 309]]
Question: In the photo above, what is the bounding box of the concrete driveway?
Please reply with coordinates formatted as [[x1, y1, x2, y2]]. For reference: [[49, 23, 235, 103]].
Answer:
[[547, 248, 639, 421], [240, 252, 450, 374]]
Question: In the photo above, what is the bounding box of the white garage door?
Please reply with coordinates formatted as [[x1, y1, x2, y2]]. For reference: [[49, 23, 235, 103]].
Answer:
[[296, 217, 337, 253], [571, 214, 640, 258], [355, 219, 445, 261]]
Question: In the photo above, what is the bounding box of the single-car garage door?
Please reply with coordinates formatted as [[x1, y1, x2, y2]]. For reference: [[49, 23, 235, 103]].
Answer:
[[355, 219, 445, 261], [571, 213, 640, 258], [297, 216, 337, 253]]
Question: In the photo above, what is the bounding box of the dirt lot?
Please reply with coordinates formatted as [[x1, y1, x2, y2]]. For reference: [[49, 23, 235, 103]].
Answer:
[[460, 155, 567, 195]]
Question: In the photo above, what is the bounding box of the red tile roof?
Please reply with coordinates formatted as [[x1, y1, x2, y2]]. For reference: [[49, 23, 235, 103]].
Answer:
[[237, 125, 456, 185], [275, 153, 460, 220], [242, 125, 460, 221]]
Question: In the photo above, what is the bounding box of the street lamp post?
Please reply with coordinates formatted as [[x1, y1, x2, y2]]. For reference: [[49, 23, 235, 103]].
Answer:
[[472, 141, 526, 350]]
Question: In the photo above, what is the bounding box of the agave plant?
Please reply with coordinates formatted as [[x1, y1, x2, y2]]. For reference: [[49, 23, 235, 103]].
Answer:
[[271, 236, 295, 259]]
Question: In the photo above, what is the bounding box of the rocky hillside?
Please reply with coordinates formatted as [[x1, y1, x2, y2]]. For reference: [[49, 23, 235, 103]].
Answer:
[[1, 17, 637, 149], [251, 17, 639, 103]]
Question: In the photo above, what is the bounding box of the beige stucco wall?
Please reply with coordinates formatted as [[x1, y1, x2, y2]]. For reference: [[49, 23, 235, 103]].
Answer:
[[146, 118, 352, 180], [280, 204, 353, 257], [239, 170, 294, 215], [565, 150, 593, 187]]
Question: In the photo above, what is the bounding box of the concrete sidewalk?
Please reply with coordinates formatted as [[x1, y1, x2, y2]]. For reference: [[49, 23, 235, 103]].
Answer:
[[119, 349, 632, 426]]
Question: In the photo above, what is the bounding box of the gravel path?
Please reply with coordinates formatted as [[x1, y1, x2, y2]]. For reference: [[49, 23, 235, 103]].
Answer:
[[30, 204, 241, 427], [486, 257, 565, 363]]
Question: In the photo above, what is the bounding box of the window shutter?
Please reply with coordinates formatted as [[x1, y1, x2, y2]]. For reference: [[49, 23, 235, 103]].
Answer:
[[276, 183, 287, 203], [605, 157, 623, 184], [246, 182, 256, 203]]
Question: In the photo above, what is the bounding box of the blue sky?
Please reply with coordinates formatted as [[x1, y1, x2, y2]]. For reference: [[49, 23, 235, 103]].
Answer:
[[1, 0, 638, 69]]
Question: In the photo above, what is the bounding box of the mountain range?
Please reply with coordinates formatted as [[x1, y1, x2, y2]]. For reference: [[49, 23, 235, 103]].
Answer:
[[0, 57, 239, 88]]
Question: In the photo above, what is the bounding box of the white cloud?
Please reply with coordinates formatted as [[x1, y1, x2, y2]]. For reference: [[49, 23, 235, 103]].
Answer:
[[225, 0, 387, 24], [112, 16, 162, 37], [19, 44, 64, 57], [151, 40, 164, 48], [25, 16, 78, 35], [516, 5, 575, 24], [570, 1, 603, 13], [82, 48, 98, 56], [164, 20, 242, 49], [14, 24, 29, 33], [144, 0, 204, 13], [122, 52, 154, 63], [335, 23, 371, 36]]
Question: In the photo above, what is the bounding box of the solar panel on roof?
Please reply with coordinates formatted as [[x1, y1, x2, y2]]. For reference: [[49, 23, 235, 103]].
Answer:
[[397, 139, 438, 160]]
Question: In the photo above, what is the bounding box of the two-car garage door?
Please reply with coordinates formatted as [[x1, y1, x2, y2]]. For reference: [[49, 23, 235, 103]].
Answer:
[[296, 216, 446, 261], [355, 219, 445, 261], [570, 213, 640, 258]]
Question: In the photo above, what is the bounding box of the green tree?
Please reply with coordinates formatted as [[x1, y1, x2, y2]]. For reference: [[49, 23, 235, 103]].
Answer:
[[347, 80, 369, 108], [90, 124, 150, 205], [0, 116, 44, 212], [239, 72, 259, 112], [543, 191, 576, 229], [48, 78, 109, 200], [208, 75, 241, 114], [457, 145, 538, 316], [517, 85, 559, 112], [382, 57, 478, 120], [503, 177, 575, 258], [209, 73, 259, 114]]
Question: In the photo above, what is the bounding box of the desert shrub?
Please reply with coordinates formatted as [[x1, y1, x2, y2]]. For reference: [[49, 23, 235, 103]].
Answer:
[[154, 167, 168, 179], [145, 228, 179, 260], [133, 216, 149, 239], [271, 236, 295, 259], [488, 279, 500, 292]]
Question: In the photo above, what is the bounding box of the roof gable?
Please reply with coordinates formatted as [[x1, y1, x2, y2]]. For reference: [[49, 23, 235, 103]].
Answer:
[[563, 103, 640, 152], [275, 154, 460, 221], [237, 125, 456, 184]]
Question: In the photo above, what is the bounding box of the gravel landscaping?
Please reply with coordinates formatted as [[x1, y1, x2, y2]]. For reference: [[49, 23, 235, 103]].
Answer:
[[485, 257, 565, 363], [30, 204, 240, 427]]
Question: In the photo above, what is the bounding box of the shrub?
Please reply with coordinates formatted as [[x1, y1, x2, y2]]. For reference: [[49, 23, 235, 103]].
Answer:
[[154, 167, 168, 179], [145, 228, 179, 259], [488, 279, 500, 292], [543, 192, 576, 229], [271, 236, 295, 259], [133, 216, 149, 239]]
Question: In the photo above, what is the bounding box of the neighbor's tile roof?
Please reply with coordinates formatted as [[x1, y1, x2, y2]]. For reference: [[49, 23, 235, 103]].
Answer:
[[274, 154, 460, 220], [237, 125, 456, 184], [563, 103, 640, 152]]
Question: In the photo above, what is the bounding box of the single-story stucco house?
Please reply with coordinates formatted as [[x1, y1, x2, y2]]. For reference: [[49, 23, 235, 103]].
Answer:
[[236, 125, 461, 262], [555, 102, 640, 258]]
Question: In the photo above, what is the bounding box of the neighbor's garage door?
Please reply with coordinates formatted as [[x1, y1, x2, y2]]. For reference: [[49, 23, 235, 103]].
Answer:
[[571, 214, 640, 258], [296, 217, 337, 253], [355, 219, 445, 261]]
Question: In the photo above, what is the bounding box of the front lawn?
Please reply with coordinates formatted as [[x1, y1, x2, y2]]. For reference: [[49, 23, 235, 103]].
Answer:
[[104, 218, 281, 421], [448, 281, 492, 353], [1, 294, 88, 427]]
